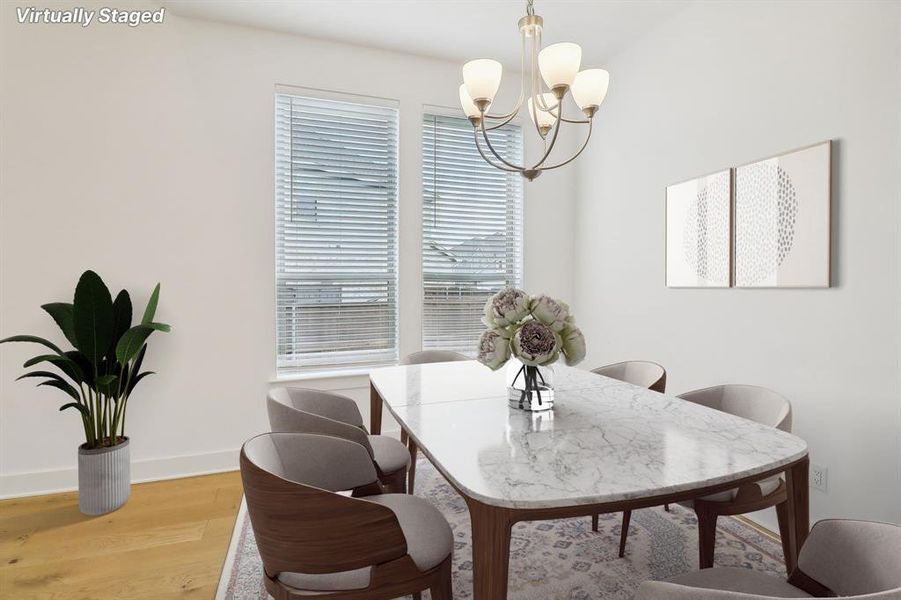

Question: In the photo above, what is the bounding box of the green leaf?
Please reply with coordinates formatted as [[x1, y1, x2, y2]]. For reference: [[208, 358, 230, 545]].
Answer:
[[141, 283, 161, 325], [73, 270, 114, 367], [23, 354, 83, 382], [95, 374, 119, 396], [110, 290, 133, 354], [40, 303, 78, 348], [16, 370, 68, 384], [128, 371, 155, 394], [0, 335, 63, 355], [38, 379, 81, 402], [131, 345, 147, 377], [115, 325, 153, 364], [146, 322, 171, 333], [64, 351, 92, 386], [59, 402, 90, 417]]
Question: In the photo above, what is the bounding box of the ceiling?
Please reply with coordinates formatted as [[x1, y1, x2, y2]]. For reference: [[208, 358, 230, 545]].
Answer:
[[160, 0, 690, 68]]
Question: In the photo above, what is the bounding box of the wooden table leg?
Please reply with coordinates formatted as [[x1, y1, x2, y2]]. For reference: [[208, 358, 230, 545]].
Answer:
[[370, 383, 382, 434], [466, 498, 513, 600], [783, 456, 810, 573], [407, 438, 418, 495]]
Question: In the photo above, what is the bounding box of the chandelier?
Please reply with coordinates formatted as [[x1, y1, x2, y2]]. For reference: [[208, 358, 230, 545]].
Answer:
[[458, 0, 609, 181]]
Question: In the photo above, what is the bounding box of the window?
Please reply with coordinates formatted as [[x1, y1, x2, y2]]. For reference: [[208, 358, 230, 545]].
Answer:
[[421, 113, 524, 354], [275, 92, 399, 374]]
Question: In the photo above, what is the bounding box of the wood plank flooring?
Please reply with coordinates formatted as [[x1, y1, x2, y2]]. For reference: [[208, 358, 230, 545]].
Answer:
[[0, 471, 243, 600]]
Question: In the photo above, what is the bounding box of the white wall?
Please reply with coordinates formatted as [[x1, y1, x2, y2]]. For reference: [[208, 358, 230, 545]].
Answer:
[[573, 0, 901, 529], [0, 3, 577, 496]]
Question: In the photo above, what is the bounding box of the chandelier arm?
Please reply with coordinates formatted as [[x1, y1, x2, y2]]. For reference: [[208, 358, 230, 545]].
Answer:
[[538, 118, 594, 171], [529, 95, 564, 169], [473, 129, 522, 173], [479, 117, 527, 171], [485, 111, 519, 131]]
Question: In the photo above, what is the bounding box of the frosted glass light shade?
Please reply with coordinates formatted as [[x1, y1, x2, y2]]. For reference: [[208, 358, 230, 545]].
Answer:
[[538, 42, 582, 89], [462, 59, 503, 104], [459, 84, 483, 117], [527, 93, 558, 131], [571, 69, 610, 111]]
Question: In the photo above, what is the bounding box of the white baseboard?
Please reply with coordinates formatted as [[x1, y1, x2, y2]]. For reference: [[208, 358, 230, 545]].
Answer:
[[0, 448, 240, 499]]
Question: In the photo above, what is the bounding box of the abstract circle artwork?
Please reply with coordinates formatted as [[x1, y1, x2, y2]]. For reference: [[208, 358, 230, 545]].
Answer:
[[681, 173, 731, 285], [735, 162, 799, 286]]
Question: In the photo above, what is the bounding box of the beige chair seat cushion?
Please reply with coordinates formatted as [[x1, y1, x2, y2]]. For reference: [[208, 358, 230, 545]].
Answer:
[[368, 434, 411, 474], [679, 476, 782, 506], [665, 567, 812, 598], [277, 493, 452, 593]]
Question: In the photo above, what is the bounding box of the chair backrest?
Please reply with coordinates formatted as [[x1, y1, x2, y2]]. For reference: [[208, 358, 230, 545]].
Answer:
[[267, 388, 372, 454], [677, 384, 792, 431], [591, 360, 667, 393], [400, 350, 469, 365], [241, 433, 408, 577], [795, 519, 901, 597]]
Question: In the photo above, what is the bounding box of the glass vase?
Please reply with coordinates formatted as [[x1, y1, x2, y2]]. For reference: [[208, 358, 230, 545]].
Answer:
[[506, 358, 555, 412]]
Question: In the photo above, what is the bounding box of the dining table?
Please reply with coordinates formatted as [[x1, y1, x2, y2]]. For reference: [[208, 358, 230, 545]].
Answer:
[[369, 360, 810, 600]]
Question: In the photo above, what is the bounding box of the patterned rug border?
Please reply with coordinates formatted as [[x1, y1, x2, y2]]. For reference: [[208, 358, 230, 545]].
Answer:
[[217, 461, 785, 600]]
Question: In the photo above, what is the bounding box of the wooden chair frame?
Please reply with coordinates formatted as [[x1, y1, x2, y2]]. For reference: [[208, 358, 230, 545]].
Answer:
[[240, 445, 452, 599]]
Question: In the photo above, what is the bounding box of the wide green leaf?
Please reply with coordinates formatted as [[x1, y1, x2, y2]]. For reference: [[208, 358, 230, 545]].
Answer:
[[38, 379, 81, 402], [115, 325, 153, 364], [128, 371, 155, 394], [59, 402, 90, 417], [16, 370, 68, 385], [0, 335, 63, 355], [141, 283, 161, 325], [146, 322, 171, 333], [109, 290, 133, 356], [64, 351, 93, 386], [73, 270, 114, 367], [96, 374, 120, 396], [41, 303, 78, 348], [23, 354, 83, 382]]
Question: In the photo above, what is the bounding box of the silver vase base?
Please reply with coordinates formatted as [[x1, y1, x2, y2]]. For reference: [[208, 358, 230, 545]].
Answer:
[[508, 386, 555, 412]]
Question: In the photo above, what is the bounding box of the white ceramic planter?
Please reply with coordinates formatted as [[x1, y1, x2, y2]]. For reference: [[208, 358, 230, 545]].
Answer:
[[78, 438, 131, 515]]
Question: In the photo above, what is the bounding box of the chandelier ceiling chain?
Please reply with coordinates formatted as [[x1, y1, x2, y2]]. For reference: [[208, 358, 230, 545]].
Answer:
[[459, 0, 609, 180]]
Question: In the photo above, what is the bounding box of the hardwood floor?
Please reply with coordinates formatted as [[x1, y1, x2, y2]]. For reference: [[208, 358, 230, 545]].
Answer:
[[0, 471, 243, 600]]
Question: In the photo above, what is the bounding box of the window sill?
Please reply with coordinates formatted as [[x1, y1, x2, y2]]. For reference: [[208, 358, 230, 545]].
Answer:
[[271, 366, 384, 384]]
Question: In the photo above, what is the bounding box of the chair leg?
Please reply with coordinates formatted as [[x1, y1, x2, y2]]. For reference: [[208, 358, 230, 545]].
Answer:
[[591, 513, 599, 532], [664, 504, 670, 512], [775, 500, 793, 572], [430, 556, 453, 600], [696, 507, 718, 569], [619, 510, 632, 557], [400, 429, 408, 445], [407, 438, 418, 495], [412, 593, 422, 600]]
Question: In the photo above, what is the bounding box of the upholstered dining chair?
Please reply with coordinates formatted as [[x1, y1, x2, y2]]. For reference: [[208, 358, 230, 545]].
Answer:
[[589, 360, 667, 537], [400, 350, 468, 366], [619, 384, 793, 569], [399, 350, 469, 493], [591, 360, 667, 393], [634, 519, 901, 599], [241, 432, 454, 600], [268, 388, 411, 493]]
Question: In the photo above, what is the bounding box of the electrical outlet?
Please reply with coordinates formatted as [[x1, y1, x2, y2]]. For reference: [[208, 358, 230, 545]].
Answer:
[[810, 463, 828, 492]]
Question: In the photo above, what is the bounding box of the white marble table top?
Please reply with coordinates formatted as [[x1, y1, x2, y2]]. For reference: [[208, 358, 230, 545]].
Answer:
[[370, 361, 808, 509]]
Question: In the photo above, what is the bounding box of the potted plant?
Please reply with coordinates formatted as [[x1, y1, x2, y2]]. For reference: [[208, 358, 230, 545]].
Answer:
[[1, 270, 170, 514]]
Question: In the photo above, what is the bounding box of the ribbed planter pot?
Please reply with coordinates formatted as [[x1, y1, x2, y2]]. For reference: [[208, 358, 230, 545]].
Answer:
[[78, 438, 131, 515]]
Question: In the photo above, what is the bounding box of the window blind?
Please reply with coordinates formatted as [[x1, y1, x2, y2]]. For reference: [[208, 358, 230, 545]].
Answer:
[[275, 93, 399, 374], [421, 113, 524, 355]]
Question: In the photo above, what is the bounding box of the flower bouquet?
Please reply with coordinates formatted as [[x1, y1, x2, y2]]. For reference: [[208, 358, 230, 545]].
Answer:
[[477, 287, 586, 411]]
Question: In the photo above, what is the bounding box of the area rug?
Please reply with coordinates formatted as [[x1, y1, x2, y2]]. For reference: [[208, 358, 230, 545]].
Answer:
[[217, 458, 785, 599]]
